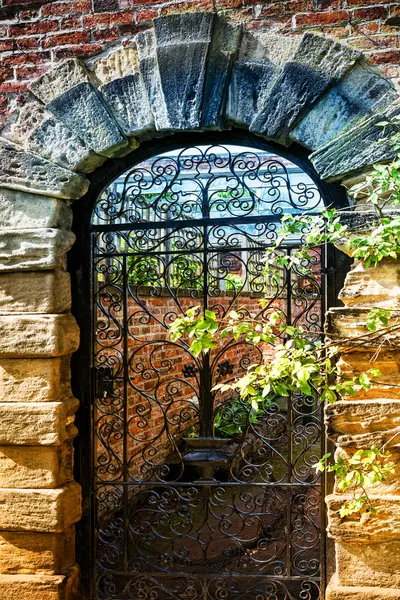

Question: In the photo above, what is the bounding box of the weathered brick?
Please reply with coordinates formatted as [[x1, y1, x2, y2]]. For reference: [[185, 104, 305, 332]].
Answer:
[[295, 10, 350, 26], [82, 13, 111, 27], [3, 0, 40, 5], [60, 16, 82, 30], [41, 0, 91, 16], [0, 82, 29, 94], [349, 34, 398, 51], [160, 0, 214, 15], [136, 8, 159, 23], [261, 0, 312, 17], [110, 11, 134, 24], [93, 0, 117, 10], [0, 41, 14, 52], [9, 21, 59, 37], [246, 15, 294, 30], [1, 51, 52, 67], [43, 31, 90, 48], [15, 37, 40, 49], [16, 65, 50, 80], [52, 43, 104, 59], [355, 20, 380, 34], [92, 26, 120, 42], [314, 0, 342, 9], [369, 49, 400, 64], [352, 6, 388, 21], [347, 0, 389, 5], [0, 68, 13, 84], [215, 0, 243, 7], [19, 9, 40, 20]]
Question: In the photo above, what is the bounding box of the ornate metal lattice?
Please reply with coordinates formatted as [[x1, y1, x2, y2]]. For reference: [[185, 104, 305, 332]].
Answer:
[[90, 145, 327, 600]]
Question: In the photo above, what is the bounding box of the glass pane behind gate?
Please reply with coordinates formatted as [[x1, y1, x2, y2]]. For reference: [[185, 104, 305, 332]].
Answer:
[[91, 145, 325, 599]]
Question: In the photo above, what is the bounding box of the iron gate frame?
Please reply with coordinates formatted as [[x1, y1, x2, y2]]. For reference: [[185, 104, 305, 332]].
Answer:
[[69, 130, 351, 600]]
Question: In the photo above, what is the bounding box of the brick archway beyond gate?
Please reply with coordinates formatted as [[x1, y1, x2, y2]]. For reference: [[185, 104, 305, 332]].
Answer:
[[0, 11, 399, 600]]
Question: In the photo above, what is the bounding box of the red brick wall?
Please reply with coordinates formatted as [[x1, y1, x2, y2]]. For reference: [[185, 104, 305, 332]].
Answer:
[[1, 0, 399, 123]]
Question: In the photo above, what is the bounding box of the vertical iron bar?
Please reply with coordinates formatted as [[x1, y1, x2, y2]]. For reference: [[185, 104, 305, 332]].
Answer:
[[320, 243, 327, 598], [91, 232, 97, 598], [122, 254, 129, 571], [200, 222, 213, 438], [286, 247, 293, 578]]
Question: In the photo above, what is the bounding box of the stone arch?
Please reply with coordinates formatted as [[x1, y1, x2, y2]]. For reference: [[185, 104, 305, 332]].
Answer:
[[0, 10, 399, 600]]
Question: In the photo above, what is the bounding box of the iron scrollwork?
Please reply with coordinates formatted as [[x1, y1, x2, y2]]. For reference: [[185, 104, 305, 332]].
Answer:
[[91, 144, 326, 599]]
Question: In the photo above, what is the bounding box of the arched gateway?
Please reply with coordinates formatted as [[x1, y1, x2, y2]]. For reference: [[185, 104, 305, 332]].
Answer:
[[72, 134, 348, 599], [0, 10, 398, 600]]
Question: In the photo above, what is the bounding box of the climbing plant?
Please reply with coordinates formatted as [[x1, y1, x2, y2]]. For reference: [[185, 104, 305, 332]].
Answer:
[[168, 143, 400, 517]]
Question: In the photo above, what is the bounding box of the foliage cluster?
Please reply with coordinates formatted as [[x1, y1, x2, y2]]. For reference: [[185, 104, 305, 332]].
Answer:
[[167, 153, 400, 517]]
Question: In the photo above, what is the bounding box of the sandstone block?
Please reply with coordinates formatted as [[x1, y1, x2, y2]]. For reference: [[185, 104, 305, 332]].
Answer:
[[0, 270, 71, 313], [226, 32, 279, 127], [92, 46, 139, 85], [0, 314, 79, 358], [0, 138, 89, 199], [0, 441, 74, 488], [30, 61, 88, 105], [335, 446, 400, 495], [310, 103, 400, 180], [251, 32, 361, 140], [325, 399, 400, 447], [0, 188, 72, 230], [339, 258, 400, 309], [0, 100, 105, 173], [291, 64, 398, 150], [336, 541, 400, 588], [0, 564, 79, 600], [0, 357, 69, 403], [0, 398, 78, 446], [327, 582, 400, 600], [0, 482, 81, 532], [0, 228, 75, 271], [30, 59, 128, 158], [326, 307, 400, 347], [327, 493, 400, 542], [337, 349, 400, 401], [0, 527, 75, 574], [201, 15, 241, 128]]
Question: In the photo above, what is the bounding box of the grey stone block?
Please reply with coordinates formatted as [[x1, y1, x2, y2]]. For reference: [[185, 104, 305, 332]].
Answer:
[[100, 74, 154, 138], [29, 59, 128, 158], [291, 64, 398, 150], [137, 28, 170, 130], [0, 100, 105, 173], [0, 138, 89, 200], [0, 188, 72, 230], [46, 82, 128, 158], [201, 16, 241, 129], [251, 32, 362, 140], [310, 104, 400, 180], [138, 13, 213, 130], [225, 32, 279, 128]]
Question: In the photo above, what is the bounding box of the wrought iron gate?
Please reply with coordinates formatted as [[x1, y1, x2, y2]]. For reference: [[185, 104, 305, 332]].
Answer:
[[86, 141, 339, 600]]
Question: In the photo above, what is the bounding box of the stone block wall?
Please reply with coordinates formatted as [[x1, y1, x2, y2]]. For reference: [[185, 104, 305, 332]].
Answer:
[[324, 238, 400, 599], [0, 0, 400, 123], [0, 201, 82, 598]]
